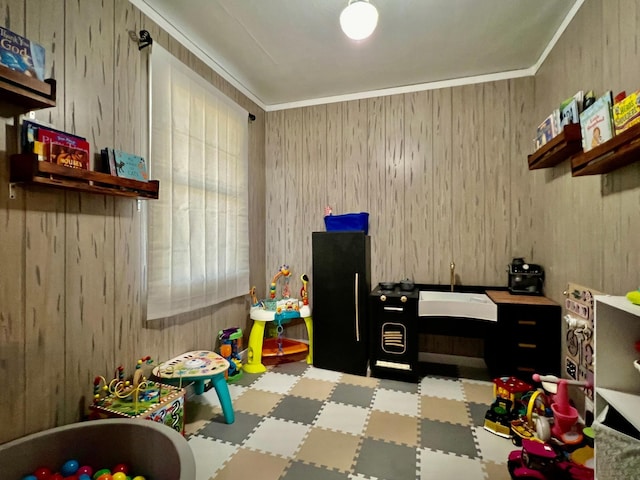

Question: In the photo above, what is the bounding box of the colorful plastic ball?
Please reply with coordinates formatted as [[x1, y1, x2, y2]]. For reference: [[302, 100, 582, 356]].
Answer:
[[34, 467, 53, 479], [50, 474, 63, 480], [132, 477, 146, 480], [92, 470, 110, 480], [21, 475, 37, 480], [111, 464, 129, 474], [61, 460, 80, 476], [112, 473, 127, 480], [78, 475, 91, 480], [95, 474, 113, 480], [64, 475, 79, 480], [77, 466, 93, 476]]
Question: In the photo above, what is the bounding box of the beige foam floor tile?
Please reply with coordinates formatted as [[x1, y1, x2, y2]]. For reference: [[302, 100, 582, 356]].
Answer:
[[365, 410, 419, 446], [232, 388, 283, 416], [288, 377, 336, 400], [214, 448, 289, 480], [341, 373, 380, 388], [462, 380, 496, 405], [482, 460, 512, 479], [421, 396, 470, 425], [295, 427, 361, 472]]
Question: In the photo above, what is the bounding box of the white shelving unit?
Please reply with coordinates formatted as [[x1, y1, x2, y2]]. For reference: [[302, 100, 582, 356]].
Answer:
[[593, 295, 640, 478]]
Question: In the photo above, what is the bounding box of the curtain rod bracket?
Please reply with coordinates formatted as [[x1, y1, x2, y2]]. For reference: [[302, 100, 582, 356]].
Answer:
[[138, 30, 153, 50]]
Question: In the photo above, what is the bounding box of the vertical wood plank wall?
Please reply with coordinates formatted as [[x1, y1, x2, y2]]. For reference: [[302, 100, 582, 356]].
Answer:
[[1, 0, 639, 445], [0, 0, 265, 443], [265, 0, 639, 346]]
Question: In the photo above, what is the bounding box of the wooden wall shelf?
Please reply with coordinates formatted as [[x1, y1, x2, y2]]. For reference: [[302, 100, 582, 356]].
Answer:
[[0, 65, 56, 117], [571, 122, 640, 176], [528, 124, 583, 170], [10, 154, 159, 199]]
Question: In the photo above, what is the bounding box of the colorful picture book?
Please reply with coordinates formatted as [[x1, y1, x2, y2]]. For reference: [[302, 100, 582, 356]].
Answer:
[[612, 90, 640, 135], [579, 91, 614, 152], [534, 109, 560, 149], [0, 25, 45, 80], [101, 148, 148, 182], [21, 120, 90, 169], [559, 91, 583, 128]]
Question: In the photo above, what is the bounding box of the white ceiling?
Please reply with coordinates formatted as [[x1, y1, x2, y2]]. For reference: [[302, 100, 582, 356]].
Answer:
[[131, 0, 583, 111]]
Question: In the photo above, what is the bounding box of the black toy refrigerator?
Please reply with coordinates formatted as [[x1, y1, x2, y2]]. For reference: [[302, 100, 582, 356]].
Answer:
[[312, 231, 371, 375]]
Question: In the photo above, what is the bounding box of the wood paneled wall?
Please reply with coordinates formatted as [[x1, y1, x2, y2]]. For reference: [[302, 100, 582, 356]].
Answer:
[[265, 0, 639, 346], [0, 0, 265, 444]]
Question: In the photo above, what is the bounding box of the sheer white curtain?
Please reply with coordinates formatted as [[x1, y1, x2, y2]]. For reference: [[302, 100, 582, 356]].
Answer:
[[146, 44, 249, 320]]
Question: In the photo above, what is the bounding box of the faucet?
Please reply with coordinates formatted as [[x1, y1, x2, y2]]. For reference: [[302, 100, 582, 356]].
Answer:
[[450, 261, 455, 292]]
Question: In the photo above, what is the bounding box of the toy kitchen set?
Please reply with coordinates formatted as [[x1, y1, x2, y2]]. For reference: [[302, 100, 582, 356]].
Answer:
[[368, 260, 559, 383]]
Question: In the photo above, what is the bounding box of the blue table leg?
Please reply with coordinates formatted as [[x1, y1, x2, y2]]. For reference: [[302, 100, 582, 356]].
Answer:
[[193, 379, 206, 395], [211, 373, 235, 424]]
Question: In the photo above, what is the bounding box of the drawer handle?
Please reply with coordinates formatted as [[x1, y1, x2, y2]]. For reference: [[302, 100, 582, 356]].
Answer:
[[518, 343, 537, 349], [384, 306, 404, 312], [518, 320, 537, 326]]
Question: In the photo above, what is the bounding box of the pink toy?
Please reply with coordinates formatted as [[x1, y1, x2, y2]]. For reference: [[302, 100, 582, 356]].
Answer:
[[532, 374, 591, 441]]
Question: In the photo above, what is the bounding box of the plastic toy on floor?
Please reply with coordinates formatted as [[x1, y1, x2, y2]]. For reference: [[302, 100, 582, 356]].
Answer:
[[244, 264, 313, 373], [508, 439, 594, 480], [484, 376, 533, 438], [219, 327, 243, 382], [532, 374, 591, 445]]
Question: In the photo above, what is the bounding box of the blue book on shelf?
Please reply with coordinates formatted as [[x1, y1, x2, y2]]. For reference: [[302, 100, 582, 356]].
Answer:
[[112, 149, 149, 182]]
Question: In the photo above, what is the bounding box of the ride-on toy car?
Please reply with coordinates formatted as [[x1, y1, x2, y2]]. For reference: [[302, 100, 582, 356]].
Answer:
[[507, 439, 593, 480]]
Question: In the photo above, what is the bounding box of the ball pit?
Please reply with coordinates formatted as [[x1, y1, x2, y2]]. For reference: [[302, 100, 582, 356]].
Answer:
[[0, 419, 195, 480]]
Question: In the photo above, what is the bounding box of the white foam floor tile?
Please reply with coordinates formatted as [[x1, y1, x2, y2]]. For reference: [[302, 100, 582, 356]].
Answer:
[[244, 416, 310, 458], [249, 371, 300, 394], [303, 366, 343, 382], [371, 389, 419, 417], [188, 435, 239, 480], [473, 426, 517, 464], [420, 377, 465, 401], [419, 447, 486, 480], [314, 401, 370, 435]]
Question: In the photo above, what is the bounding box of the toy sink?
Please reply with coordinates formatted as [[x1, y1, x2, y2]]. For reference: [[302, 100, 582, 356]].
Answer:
[[418, 291, 497, 322]]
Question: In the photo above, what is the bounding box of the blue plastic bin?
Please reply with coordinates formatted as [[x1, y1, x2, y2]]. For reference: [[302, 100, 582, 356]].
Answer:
[[324, 212, 369, 234]]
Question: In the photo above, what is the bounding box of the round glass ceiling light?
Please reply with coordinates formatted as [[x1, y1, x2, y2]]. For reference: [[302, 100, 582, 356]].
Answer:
[[340, 0, 379, 41]]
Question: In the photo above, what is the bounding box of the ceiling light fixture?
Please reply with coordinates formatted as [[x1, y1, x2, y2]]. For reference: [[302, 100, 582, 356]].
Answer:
[[340, 0, 379, 41]]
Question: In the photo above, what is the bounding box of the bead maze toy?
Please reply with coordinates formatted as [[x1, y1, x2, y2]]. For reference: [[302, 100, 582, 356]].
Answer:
[[89, 356, 185, 434], [245, 264, 313, 373], [153, 350, 234, 424]]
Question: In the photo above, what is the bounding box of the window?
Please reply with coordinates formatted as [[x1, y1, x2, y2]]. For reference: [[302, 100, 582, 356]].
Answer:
[[146, 45, 249, 320]]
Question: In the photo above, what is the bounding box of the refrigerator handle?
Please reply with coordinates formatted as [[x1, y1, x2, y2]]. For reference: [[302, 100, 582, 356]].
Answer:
[[354, 272, 360, 342]]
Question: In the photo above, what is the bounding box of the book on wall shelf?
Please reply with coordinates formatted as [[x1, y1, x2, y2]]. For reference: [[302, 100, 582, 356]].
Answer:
[[100, 147, 149, 182], [612, 90, 640, 135], [21, 120, 90, 170], [579, 91, 614, 152], [0, 25, 46, 81], [559, 91, 583, 128]]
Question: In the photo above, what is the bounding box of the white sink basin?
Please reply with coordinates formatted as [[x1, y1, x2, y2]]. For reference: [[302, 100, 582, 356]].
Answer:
[[418, 291, 497, 322]]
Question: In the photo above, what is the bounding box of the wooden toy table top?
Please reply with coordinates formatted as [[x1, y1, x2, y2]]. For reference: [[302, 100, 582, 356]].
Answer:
[[153, 350, 229, 380]]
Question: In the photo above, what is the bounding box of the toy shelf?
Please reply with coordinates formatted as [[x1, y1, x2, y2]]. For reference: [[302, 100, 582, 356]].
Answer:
[[528, 124, 582, 170], [571, 122, 640, 176], [0, 65, 56, 117], [10, 154, 160, 200]]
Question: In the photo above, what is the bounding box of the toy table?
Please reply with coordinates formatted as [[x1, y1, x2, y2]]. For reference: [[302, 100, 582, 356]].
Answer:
[[153, 350, 235, 424], [245, 302, 313, 374]]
